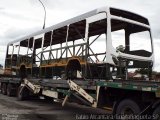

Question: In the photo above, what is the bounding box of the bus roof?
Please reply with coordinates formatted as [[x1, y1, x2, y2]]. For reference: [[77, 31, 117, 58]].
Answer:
[[7, 6, 149, 46]]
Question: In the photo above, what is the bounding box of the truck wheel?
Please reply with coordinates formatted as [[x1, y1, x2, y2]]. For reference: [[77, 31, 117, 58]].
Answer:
[[116, 99, 141, 117], [7, 84, 13, 96], [1, 83, 7, 95], [153, 106, 160, 120]]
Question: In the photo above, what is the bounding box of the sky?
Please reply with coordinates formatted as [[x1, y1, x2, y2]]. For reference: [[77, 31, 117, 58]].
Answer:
[[0, 0, 160, 71]]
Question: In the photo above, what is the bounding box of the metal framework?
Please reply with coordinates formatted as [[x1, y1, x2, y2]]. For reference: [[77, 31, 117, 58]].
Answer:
[[4, 7, 153, 81]]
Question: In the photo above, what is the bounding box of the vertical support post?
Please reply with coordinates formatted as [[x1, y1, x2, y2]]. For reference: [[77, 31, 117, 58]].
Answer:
[[84, 21, 89, 78], [40, 35, 45, 77], [5, 45, 9, 68], [65, 25, 69, 59], [49, 31, 53, 63], [82, 45, 84, 56], [56, 49, 58, 60], [85, 23, 89, 59], [31, 38, 35, 77], [11, 44, 14, 68], [125, 29, 130, 80], [60, 43, 62, 57], [73, 41, 75, 56], [17, 42, 21, 75], [105, 8, 114, 66], [125, 29, 130, 52], [27, 39, 30, 56]]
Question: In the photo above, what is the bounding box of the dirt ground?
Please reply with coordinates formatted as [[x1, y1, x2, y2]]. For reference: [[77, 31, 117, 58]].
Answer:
[[0, 94, 109, 120]]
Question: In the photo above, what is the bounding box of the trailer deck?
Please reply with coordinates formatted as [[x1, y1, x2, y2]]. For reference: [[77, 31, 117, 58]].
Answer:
[[34, 78, 160, 93], [1, 77, 159, 93]]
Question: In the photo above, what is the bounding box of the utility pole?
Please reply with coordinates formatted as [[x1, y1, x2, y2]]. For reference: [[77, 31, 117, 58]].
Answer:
[[38, 0, 46, 29]]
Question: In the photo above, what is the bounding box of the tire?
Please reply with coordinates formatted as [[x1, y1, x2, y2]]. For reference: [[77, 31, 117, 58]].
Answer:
[[1, 83, 7, 95], [7, 84, 13, 96], [17, 86, 24, 100], [153, 106, 160, 120], [17, 86, 29, 101], [116, 99, 141, 119]]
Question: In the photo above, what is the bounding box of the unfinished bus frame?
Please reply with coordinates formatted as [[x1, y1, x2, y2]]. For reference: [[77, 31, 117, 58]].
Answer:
[[5, 7, 153, 81]]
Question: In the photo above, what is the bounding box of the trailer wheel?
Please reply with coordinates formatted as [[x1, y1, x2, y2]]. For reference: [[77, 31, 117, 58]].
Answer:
[[153, 106, 160, 120], [116, 99, 141, 118], [17, 86, 24, 100], [1, 83, 7, 95], [7, 84, 14, 96], [17, 86, 29, 101]]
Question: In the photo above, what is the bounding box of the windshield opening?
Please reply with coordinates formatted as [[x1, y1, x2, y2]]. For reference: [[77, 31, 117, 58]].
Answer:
[[111, 19, 152, 57]]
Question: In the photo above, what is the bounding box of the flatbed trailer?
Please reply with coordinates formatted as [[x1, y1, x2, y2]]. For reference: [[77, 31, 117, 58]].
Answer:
[[1, 77, 160, 116], [0, 6, 160, 119]]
